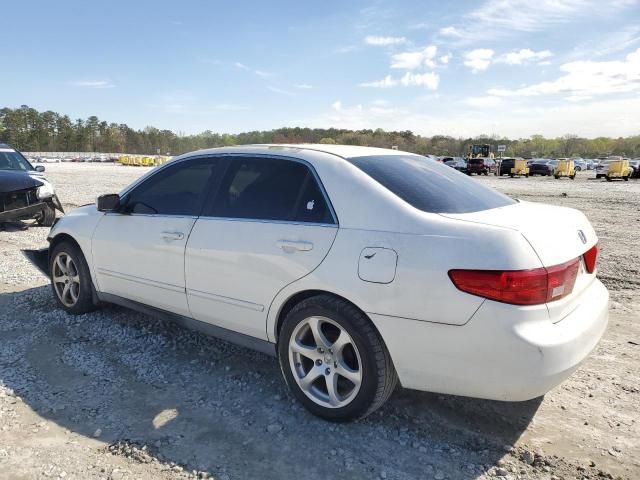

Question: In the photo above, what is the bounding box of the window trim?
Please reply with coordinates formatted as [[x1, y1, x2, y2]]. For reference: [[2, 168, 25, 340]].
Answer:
[[199, 154, 338, 226], [117, 153, 338, 225], [116, 156, 219, 218]]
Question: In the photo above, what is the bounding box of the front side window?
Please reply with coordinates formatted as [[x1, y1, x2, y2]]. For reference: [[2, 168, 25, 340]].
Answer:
[[123, 158, 216, 216], [349, 154, 515, 214], [208, 157, 334, 223]]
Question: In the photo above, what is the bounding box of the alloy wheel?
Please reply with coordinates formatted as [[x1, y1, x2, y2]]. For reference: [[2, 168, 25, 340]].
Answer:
[[288, 316, 362, 408], [52, 252, 80, 307]]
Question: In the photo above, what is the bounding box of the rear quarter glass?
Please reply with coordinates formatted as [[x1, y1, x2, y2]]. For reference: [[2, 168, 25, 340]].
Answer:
[[349, 155, 515, 214]]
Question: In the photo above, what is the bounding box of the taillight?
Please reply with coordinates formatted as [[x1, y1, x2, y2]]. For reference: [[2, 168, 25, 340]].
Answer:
[[449, 258, 580, 306], [583, 243, 598, 273]]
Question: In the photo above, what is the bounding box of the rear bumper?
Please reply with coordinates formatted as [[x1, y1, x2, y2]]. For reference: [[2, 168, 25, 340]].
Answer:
[[370, 278, 609, 401], [0, 203, 45, 223]]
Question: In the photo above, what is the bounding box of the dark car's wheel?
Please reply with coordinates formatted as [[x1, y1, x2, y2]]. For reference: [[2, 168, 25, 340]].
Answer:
[[37, 204, 56, 227], [278, 295, 397, 422], [50, 241, 96, 315]]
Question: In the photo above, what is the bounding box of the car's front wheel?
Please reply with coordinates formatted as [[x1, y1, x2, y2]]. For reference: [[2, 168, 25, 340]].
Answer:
[[37, 204, 56, 227], [278, 295, 397, 422], [50, 241, 96, 315]]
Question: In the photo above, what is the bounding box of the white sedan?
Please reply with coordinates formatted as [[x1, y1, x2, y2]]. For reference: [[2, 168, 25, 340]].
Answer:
[[47, 144, 608, 421]]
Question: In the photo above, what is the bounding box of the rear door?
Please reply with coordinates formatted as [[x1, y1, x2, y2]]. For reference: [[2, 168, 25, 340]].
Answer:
[[185, 156, 338, 340], [92, 157, 218, 316]]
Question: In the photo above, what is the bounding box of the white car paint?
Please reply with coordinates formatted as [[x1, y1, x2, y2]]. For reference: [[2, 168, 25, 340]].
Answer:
[[48, 144, 609, 402]]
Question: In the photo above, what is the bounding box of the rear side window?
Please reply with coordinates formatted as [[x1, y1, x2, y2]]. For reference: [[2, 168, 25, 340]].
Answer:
[[209, 157, 334, 224], [123, 158, 216, 216], [349, 155, 515, 214]]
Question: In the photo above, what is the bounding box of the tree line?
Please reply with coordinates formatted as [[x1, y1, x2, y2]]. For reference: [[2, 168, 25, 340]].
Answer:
[[1, 105, 639, 158]]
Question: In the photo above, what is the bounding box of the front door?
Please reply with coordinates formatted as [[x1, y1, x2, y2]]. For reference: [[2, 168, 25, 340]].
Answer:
[[92, 157, 218, 316], [185, 156, 338, 339]]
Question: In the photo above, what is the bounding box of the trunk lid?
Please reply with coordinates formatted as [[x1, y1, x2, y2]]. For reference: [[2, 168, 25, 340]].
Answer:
[[442, 201, 599, 322]]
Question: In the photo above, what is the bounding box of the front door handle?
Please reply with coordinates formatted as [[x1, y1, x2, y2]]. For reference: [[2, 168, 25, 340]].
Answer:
[[161, 231, 185, 241], [276, 240, 313, 253]]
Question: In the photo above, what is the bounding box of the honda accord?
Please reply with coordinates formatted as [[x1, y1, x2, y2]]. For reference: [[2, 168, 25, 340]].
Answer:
[[45, 145, 608, 421]]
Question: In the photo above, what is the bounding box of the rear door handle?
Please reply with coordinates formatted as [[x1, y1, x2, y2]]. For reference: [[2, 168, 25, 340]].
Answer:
[[161, 231, 185, 241], [276, 240, 313, 252]]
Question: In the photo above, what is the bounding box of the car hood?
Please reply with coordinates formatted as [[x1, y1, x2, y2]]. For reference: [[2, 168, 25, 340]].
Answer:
[[0, 170, 44, 192]]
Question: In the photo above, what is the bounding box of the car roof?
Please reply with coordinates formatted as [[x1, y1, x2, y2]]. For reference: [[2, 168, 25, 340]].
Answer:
[[179, 144, 420, 162]]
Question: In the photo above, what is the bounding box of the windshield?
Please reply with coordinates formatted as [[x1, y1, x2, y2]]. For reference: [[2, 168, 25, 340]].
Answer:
[[349, 155, 515, 214], [0, 149, 34, 171]]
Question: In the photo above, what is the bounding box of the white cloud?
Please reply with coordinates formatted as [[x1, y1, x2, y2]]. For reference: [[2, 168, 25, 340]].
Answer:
[[439, 0, 637, 44], [365, 35, 407, 46], [235, 62, 273, 78], [488, 47, 640, 98], [331, 100, 342, 111], [463, 49, 494, 72], [468, 0, 634, 33], [294, 84, 313, 89], [464, 96, 504, 108], [302, 96, 640, 139], [360, 72, 439, 90], [68, 80, 115, 89], [267, 86, 296, 96], [399, 72, 439, 89], [497, 48, 553, 65], [391, 45, 438, 69], [439, 26, 463, 37], [439, 53, 452, 64], [360, 75, 398, 88]]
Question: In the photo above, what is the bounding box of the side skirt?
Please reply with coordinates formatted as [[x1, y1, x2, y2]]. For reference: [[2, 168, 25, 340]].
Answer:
[[97, 292, 277, 357]]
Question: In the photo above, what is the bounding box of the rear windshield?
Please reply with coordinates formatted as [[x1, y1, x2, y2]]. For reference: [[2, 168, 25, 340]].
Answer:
[[349, 155, 515, 214]]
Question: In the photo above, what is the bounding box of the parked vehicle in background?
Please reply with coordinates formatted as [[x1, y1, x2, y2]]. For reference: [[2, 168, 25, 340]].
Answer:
[[628, 159, 639, 178], [43, 144, 607, 421], [443, 157, 467, 173], [529, 159, 555, 176], [604, 158, 632, 181], [573, 159, 586, 171], [554, 159, 576, 180], [499, 158, 515, 176], [0, 143, 64, 226], [595, 159, 610, 179], [467, 157, 497, 175]]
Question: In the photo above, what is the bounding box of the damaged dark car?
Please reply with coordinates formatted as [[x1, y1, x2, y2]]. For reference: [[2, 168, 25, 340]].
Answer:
[[0, 143, 63, 227]]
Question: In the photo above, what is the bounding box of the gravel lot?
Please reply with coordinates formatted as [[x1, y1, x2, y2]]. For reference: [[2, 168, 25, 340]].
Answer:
[[1, 163, 638, 480]]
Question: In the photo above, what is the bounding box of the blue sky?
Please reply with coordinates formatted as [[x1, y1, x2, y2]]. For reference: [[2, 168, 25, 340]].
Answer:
[[2, 0, 639, 138]]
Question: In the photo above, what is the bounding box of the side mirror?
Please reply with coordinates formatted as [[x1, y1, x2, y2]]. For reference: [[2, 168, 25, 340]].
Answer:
[[35, 165, 45, 172], [97, 193, 121, 212]]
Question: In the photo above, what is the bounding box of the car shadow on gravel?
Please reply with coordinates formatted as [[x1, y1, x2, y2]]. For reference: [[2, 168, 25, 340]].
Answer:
[[1, 285, 543, 480]]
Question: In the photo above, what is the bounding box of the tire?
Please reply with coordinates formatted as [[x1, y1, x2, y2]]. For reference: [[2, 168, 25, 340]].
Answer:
[[483, 171, 488, 176], [596, 174, 602, 179], [570, 175, 575, 180], [278, 295, 397, 422], [49, 241, 97, 315], [623, 176, 629, 181], [554, 175, 559, 179], [509, 173, 514, 178], [37, 204, 56, 227], [606, 176, 612, 182]]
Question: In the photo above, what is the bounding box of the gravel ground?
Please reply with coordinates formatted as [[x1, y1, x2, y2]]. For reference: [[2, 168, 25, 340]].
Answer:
[[0, 163, 638, 480]]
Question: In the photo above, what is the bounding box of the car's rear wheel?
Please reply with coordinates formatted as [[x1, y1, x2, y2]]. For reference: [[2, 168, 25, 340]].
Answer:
[[37, 204, 56, 227], [50, 241, 96, 315], [278, 295, 397, 422]]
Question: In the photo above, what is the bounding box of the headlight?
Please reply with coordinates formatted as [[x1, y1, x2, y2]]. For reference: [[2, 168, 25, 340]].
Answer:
[[37, 181, 55, 199]]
